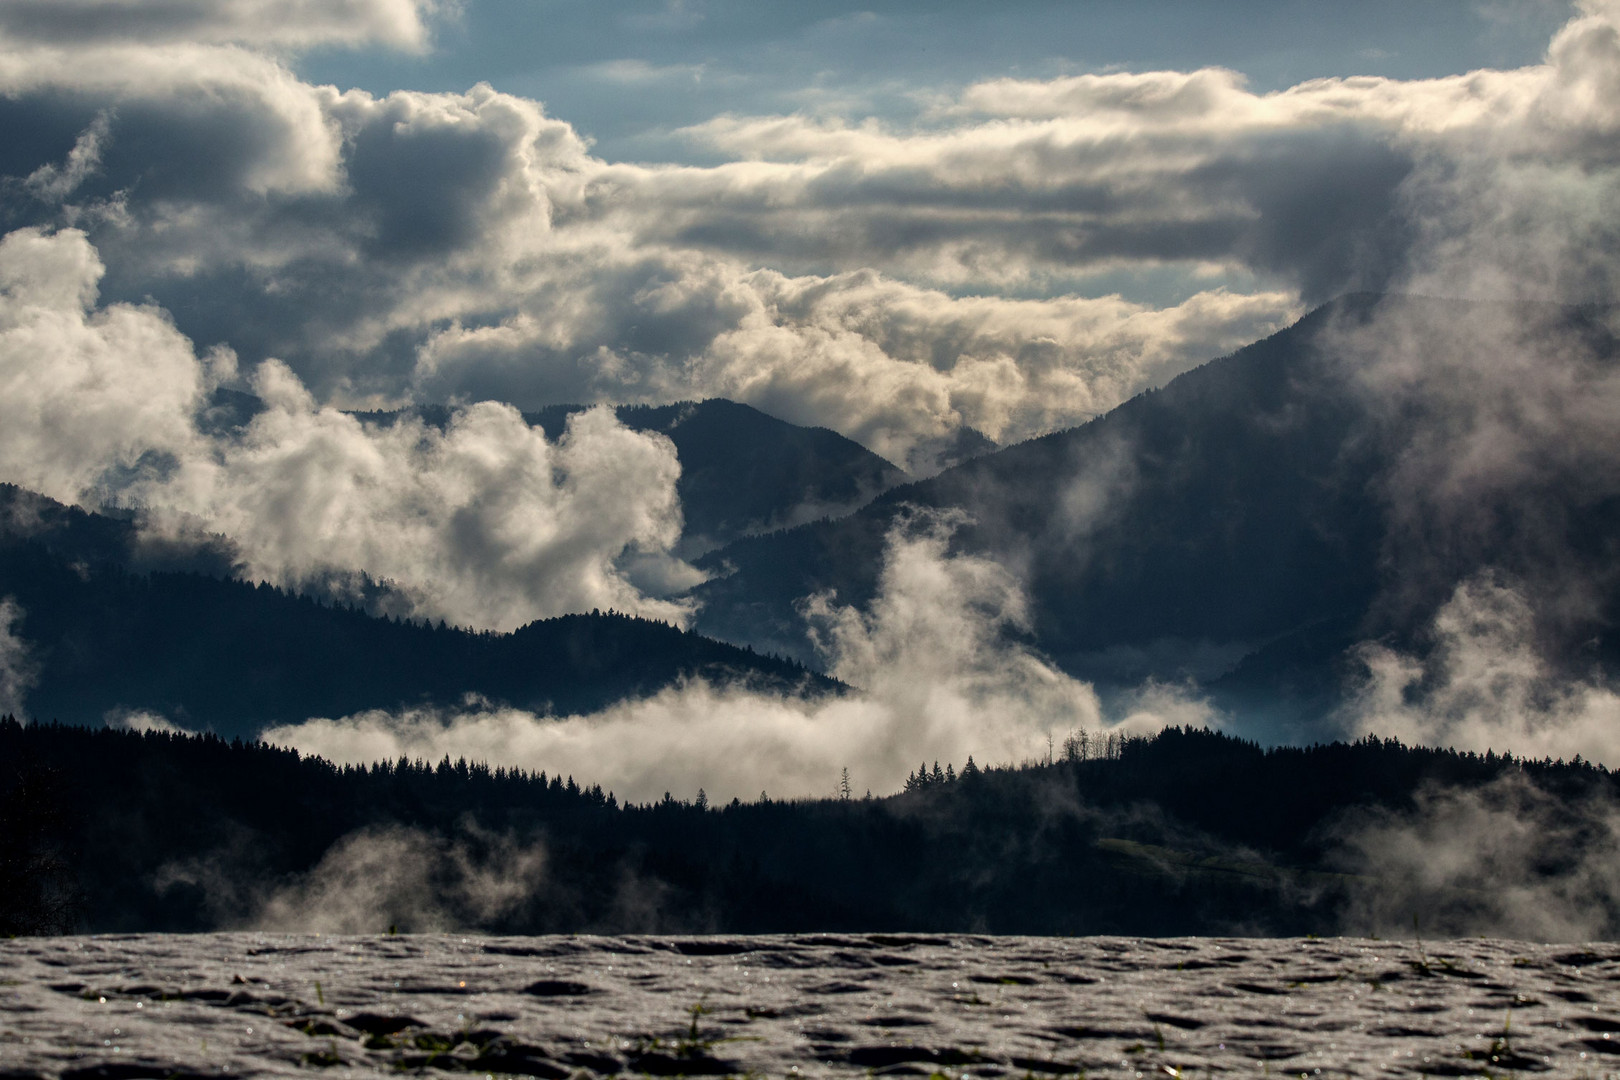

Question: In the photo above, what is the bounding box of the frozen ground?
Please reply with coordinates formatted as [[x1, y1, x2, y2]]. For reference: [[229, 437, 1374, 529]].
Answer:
[[3, 934, 1619, 1078]]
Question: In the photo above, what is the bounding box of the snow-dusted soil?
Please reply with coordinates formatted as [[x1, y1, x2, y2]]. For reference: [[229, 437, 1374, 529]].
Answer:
[[3, 934, 1619, 1078]]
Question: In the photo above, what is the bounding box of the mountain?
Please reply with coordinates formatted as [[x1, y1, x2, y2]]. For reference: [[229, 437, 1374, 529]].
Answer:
[[0, 489, 834, 737], [533, 400, 911, 553], [685, 295, 1620, 735], [343, 398, 908, 555]]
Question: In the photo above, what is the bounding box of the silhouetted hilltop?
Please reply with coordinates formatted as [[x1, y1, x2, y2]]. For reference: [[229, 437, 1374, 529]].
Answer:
[[0, 522, 833, 737], [687, 295, 1620, 733], [0, 483, 239, 578], [4, 719, 1612, 936]]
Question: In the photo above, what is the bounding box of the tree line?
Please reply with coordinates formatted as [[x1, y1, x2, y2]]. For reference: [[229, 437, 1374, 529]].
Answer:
[[3, 717, 1614, 937]]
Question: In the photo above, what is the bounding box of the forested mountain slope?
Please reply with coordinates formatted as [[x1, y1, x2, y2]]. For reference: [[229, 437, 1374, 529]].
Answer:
[[687, 295, 1620, 729], [0, 495, 832, 736], [4, 719, 1611, 936]]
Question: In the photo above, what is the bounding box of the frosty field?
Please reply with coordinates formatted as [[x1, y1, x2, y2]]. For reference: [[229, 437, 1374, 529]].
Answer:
[[3, 933, 1619, 1079]]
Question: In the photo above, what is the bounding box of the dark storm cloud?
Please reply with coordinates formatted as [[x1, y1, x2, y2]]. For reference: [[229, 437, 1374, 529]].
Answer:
[[652, 124, 1414, 303], [1193, 128, 1417, 301], [344, 100, 515, 257]]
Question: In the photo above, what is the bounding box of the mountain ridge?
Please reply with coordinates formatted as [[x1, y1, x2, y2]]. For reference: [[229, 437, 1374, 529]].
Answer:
[[0, 488, 838, 737], [684, 294, 1620, 736]]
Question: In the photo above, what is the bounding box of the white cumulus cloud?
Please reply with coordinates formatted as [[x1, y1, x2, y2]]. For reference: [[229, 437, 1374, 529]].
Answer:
[[0, 225, 695, 631]]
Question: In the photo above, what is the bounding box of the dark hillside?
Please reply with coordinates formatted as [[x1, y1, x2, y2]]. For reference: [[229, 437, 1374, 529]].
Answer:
[[688, 296, 1620, 731], [3, 719, 1612, 936], [0, 533, 832, 737], [0, 483, 238, 577]]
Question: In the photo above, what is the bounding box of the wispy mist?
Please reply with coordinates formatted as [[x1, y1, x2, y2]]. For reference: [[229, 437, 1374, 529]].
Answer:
[[266, 516, 1192, 802], [1326, 297, 1620, 641], [1333, 771, 1620, 940], [1301, 2, 1620, 767], [251, 825, 547, 935], [1346, 573, 1620, 764], [0, 596, 36, 717], [103, 707, 188, 735], [150, 821, 549, 934]]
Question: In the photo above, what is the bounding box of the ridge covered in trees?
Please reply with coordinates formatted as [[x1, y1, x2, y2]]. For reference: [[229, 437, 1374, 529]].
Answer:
[[4, 718, 1612, 937], [0, 492, 836, 735]]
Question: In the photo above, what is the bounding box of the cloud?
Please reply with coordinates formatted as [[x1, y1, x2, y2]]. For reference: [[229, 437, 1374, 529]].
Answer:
[[0, 596, 35, 716], [1344, 574, 1620, 766], [1103, 680, 1224, 741], [17, 54, 1294, 467], [1304, 2, 1620, 761], [419, 266, 1298, 472], [804, 510, 1096, 729], [644, 6, 1619, 308], [1385, 2, 1620, 303], [0, 0, 442, 51], [26, 0, 1601, 462], [1332, 771, 1620, 940], [583, 59, 709, 86], [148, 369, 692, 629], [661, 74, 1428, 297], [249, 824, 547, 934], [266, 514, 1115, 803], [0, 225, 695, 630], [6, 1, 1606, 473], [103, 707, 188, 734], [0, 227, 211, 505], [78, 2, 1620, 464], [21, 111, 111, 203], [0, 45, 347, 203]]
